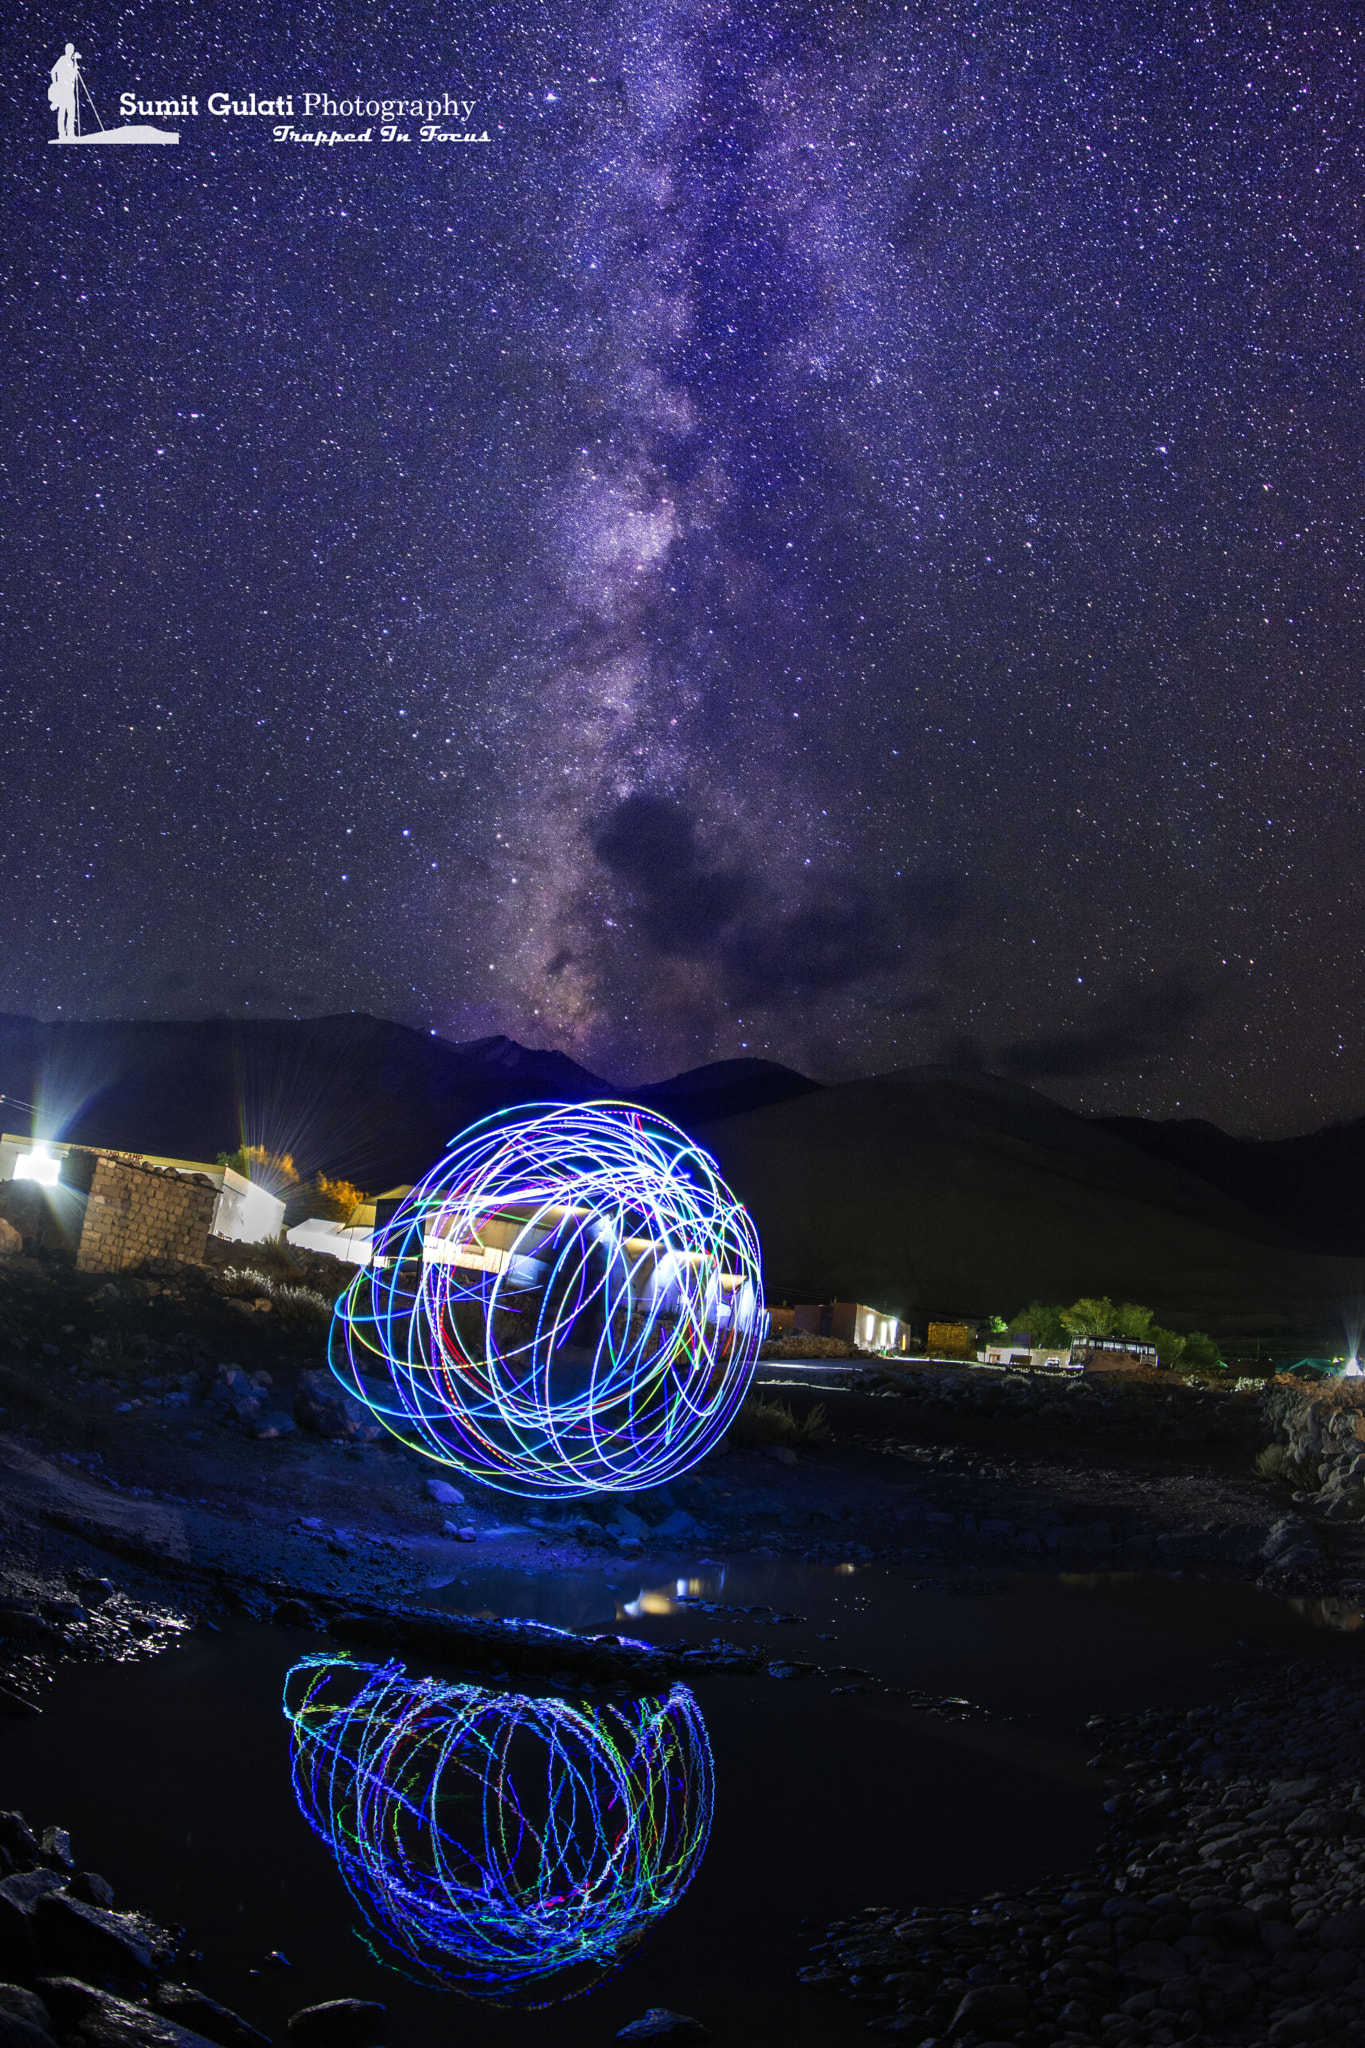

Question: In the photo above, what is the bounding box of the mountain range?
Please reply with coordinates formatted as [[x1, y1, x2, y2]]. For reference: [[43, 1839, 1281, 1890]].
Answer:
[[1, 1011, 1362, 1342]]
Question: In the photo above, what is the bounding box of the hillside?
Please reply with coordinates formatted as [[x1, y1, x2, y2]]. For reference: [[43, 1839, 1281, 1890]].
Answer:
[[1102, 1112, 1365, 1259], [698, 1067, 1361, 1341]]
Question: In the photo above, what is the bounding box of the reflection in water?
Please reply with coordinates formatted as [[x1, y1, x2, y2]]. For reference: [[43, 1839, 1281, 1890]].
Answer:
[[1285, 1594, 1365, 1632], [283, 1657, 713, 2009]]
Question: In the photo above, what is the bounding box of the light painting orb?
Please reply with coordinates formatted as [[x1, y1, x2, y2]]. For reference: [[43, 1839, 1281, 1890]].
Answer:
[[284, 1655, 713, 2009], [328, 1099, 764, 1497]]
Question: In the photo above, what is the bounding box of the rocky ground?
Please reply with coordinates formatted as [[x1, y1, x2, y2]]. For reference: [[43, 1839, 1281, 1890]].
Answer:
[[2, 1242, 1364, 2048], [805, 1658, 1365, 2048]]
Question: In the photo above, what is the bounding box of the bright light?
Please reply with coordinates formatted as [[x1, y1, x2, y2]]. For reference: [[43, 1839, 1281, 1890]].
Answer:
[[329, 1100, 764, 1497], [1346, 1359, 1364, 1378], [15, 1147, 60, 1187]]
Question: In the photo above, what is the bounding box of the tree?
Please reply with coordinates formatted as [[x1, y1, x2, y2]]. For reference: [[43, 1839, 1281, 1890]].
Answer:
[[1112, 1301, 1156, 1343], [1061, 1296, 1120, 1338], [1008, 1300, 1068, 1346], [1150, 1325, 1187, 1369], [1180, 1330, 1224, 1374]]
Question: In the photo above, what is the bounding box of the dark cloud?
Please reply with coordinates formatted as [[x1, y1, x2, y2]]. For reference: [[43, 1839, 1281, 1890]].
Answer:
[[592, 795, 748, 956], [997, 974, 1209, 1082], [719, 873, 964, 1003], [592, 794, 963, 1005], [545, 949, 574, 978]]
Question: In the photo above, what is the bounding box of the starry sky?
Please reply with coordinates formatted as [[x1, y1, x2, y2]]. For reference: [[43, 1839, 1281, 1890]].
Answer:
[[2, 0, 1363, 1136]]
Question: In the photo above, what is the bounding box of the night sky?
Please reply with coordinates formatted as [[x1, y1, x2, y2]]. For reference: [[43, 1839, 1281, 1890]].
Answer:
[[3, 1, 1363, 1136]]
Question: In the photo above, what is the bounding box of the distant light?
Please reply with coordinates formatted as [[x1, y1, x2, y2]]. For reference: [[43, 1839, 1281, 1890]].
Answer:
[[1346, 1360, 1364, 1378], [16, 1147, 60, 1186]]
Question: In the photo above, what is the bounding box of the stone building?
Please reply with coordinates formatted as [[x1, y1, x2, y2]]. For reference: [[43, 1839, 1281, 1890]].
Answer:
[[0, 1142, 228, 1271]]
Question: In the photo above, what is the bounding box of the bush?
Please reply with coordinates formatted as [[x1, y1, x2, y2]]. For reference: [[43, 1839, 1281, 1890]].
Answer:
[[270, 1284, 333, 1327], [1179, 1331, 1225, 1376], [218, 1266, 274, 1300], [219, 1264, 332, 1326], [1255, 1442, 1317, 1489], [728, 1394, 830, 1448]]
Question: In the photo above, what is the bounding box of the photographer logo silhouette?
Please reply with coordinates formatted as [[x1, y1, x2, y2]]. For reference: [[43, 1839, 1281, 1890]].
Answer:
[[47, 41, 179, 144]]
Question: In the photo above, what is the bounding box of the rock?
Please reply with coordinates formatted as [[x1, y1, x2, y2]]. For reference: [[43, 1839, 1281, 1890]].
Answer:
[[250, 1413, 296, 1441], [73, 1579, 115, 1608], [1119, 1940, 1191, 1984], [0, 1221, 21, 1258], [0, 1991, 51, 2037], [425, 1480, 464, 1507], [32, 1983, 218, 2048], [764, 1445, 797, 1466], [292, 1373, 372, 1441], [1260, 1517, 1321, 1567], [207, 1366, 266, 1426], [1286, 1805, 1347, 1839], [654, 1511, 700, 1539], [31, 1893, 158, 1976], [151, 1987, 270, 2048], [449, 1526, 478, 1543], [64, 1878, 112, 1912], [285, 2000, 385, 2048], [1318, 1909, 1365, 1949], [38, 1832, 71, 1872], [950, 1985, 1030, 2031], [615, 2014, 711, 2041], [0, 1874, 66, 1913], [606, 1507, 649, 1538], [1267, 2006, 1323, 2045], [0, 2016, 52, 2048], [271, 1601, 314, 1628]]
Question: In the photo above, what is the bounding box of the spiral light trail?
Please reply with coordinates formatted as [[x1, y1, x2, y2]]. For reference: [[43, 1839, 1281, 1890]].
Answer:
[[328, 1099, 764, 1495], [284, 1655, 714, 2007]]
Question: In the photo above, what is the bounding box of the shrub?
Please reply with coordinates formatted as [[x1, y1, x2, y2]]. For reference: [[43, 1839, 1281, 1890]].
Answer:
[[218, 1267, 275, 1300], [728, 1394, 830, 1448], [1255, 1443, 1317, 1488], [270, 1284, 333, 1327], [1179, 1331, 1226, 1376]]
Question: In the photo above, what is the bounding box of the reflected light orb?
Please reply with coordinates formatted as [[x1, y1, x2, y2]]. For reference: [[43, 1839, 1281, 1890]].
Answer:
[[284, 1656, 713, 2008], [328, 1099, 764, 1496]]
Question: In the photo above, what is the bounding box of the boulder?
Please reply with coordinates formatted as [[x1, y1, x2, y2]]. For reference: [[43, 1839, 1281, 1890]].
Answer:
[[424, 1480, 464, 1507], [292, 1373, 374, 1442], [949, 1984, 1031, 2032], [66, 1877, 113, 1911], [1119, 1940, 1192, 1984], [0, 1221, 21, 1259], [151, 1986, 270, 2048], [31, 1893, 158, 1976], [0, 1991, 51, 2037], [36, 1982, 218, 2048], [0, 2017, 51, 2048], [1318, 1909, 1365, 1949], [207, 1368, 263, 1427], [1260, 1517, 1321, 1568], [615, 2015, 710, 2041], [285, 2000, 385, 2048]]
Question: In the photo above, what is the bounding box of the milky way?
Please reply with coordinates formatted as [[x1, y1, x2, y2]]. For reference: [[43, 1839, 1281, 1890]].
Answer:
[[2, 0, 1363, 1133]]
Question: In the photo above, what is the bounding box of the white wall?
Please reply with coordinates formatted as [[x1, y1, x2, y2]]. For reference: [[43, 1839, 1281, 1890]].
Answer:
[[212, 1167, 285, 1245]]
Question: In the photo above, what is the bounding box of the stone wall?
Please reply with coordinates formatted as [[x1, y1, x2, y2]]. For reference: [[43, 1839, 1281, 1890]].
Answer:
[[74, 1154, 217, 1273]]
